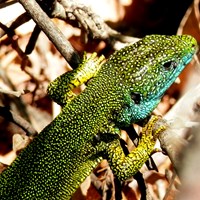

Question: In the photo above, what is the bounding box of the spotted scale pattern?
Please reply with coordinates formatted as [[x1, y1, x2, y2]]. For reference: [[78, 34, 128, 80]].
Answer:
[[0, 35, 197, 199]]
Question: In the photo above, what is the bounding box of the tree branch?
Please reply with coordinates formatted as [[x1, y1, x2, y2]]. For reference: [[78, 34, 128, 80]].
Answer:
[[18, 0, 81, 68]]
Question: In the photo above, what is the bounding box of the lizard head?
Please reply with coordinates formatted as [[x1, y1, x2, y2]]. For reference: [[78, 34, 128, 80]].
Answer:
[[112, 34, 197, 126]]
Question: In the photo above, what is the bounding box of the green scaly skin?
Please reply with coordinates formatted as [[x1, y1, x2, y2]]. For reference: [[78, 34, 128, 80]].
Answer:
[[0, 35, 197, 199]]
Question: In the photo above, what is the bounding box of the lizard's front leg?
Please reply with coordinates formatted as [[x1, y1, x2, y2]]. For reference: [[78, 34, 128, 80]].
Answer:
[[104, 115, 166, 180], [47, 53, 105, 106]]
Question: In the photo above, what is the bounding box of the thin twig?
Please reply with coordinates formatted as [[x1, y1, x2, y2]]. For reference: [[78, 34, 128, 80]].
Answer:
[[25, 25, 41, 55], [18, 0, 81, 68], [0, 12, 31, 38], [0, 88, 24, 97], [0, 106, 38, 137], [0, 0, 17, 8], [57, 0, 138, 46], [0, 21, 31, 66]]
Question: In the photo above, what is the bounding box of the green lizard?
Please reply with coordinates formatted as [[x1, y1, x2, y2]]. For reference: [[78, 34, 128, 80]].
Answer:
[[0, 35, 197, 199]]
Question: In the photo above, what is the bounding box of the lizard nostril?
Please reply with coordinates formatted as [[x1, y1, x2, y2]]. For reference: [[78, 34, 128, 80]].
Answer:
[[192, 43, 196, 48]]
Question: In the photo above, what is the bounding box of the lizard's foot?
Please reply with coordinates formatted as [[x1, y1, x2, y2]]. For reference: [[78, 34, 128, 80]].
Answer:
[[140, 115, 167, 143]]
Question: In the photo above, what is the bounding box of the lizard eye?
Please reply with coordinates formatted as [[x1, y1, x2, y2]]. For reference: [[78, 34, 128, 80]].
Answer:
[[163, 61, 178, 70], [131, 92, 141, 104]]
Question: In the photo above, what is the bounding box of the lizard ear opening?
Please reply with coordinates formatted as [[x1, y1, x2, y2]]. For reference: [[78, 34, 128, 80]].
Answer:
[[163, 61, 178, 70], [131, 92, 141, 104]]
